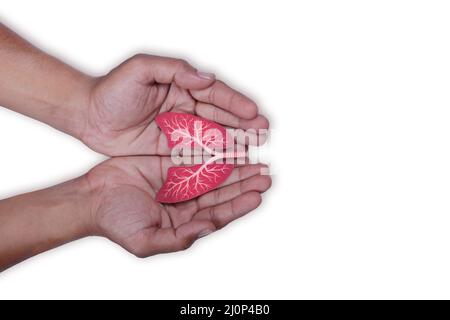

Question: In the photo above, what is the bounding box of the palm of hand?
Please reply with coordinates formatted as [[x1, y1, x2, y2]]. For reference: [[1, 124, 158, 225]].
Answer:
[[86, 74, 190, 156], [86, 156, 271, 257]]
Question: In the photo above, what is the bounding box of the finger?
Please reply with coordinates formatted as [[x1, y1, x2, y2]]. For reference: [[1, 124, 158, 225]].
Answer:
[[234, 156, 251, 166], [135, 220, 215, 256], [229, 125, 269, 146], [162, 163, 268, 227], [195, 102, 269, 131], [220, 163, 269, 187], [199, 109, 267, 147], [190, 81, 258, 119], [193, 191, 262, 229], [197, 174, 272, 210], [126, 54, 215, 89]]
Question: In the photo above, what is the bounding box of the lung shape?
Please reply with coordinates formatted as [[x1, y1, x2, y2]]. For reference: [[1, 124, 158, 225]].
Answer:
[[156, 112, 234, 203], [156, 112, 229, 151], [156, 163, 234, 203]]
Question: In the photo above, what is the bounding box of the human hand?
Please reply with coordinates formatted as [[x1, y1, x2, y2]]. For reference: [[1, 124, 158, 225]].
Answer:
[[0, 25, 268, 156], [0, 25, 272, 269], [81, 54, 268, 156], [85, 156, 271, 257]]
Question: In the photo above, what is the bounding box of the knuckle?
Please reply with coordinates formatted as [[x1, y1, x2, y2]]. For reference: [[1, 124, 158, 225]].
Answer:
[[133, 252, 147, 259], [212, 107, 220, 123], [208, 86, 217, 103], [172, 58, 189, 70], [126, 240, 151, 258], [133, 53, 148, 60], [130, 246, 148, 258], [178, 238, 194, 251], [129, 53, 148, 67], [213, 188, 222, 204], [227, 91, 238, 107], [208, 207, 222, 229]]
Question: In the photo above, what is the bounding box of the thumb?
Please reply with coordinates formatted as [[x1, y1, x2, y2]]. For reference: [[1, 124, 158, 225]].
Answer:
[[176, 220, 216, 246], [138, 220, 216, 256], [169, 220, 216, 252], [126, 54, 215, 89]]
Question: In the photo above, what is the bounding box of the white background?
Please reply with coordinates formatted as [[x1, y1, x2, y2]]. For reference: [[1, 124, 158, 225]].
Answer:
[[1, 0, 450, 299]]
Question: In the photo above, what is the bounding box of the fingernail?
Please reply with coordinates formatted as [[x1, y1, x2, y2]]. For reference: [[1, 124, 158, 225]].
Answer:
[[198, 229, 213, 238], [197, 71, 215, 80]]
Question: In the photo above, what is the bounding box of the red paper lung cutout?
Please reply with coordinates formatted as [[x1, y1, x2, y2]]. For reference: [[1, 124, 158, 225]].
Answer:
[[156, 163, 234, 203], [156, 112, 234, 203], [156, 112, 230, 151]]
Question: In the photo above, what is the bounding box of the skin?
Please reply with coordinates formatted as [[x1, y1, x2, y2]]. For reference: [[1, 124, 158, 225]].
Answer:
[[84, 55, 269, 156], [0, 23, 271, 271], [0, 158, 271, 271], [0, 24, 268, 156]]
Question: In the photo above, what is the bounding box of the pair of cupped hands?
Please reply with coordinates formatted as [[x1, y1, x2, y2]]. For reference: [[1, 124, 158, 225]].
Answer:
[[64, 55, 271, 257]]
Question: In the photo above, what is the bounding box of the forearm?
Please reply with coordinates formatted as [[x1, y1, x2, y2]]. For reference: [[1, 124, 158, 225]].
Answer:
[[0, 23, 93, 137], [0, 177, 93, 271]]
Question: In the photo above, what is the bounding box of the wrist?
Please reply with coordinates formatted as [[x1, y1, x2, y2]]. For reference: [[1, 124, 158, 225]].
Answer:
[[0, 28, 96, 139], [33, 176, 97, 241], [64, 175, 98, 238], [60, 73, 96, 140], [0, 176, 96, 270]]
